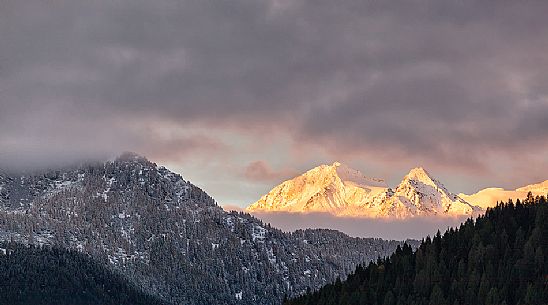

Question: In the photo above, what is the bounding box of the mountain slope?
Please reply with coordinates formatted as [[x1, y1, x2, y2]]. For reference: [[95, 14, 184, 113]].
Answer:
[[460, 180, 548, 209], [248, 164, 480, 218], [0, 153, 408, 305], [0, 242, 169, 305], [380, 167, 480, 217], [247, 162, 389, 214], [286, 196, 548, 305]]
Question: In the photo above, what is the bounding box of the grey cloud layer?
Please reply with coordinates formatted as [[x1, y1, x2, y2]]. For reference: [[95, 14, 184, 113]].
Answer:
[[250, 211, 468, 240], [1, 1, 547, 183]]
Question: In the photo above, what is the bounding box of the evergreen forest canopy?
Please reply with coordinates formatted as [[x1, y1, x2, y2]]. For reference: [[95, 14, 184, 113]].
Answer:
[[286, 193, 548, 305], [0, 242, 170, 305]]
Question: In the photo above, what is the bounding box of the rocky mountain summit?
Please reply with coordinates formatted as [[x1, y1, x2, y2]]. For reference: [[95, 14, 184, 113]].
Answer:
[[248, 163, 481, 218]]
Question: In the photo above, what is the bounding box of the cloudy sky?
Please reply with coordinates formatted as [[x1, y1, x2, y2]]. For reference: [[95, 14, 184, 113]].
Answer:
[[1, 0, 548, 208]]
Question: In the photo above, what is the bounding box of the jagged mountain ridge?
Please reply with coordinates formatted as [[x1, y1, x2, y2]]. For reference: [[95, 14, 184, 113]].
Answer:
[[247, 163, 481, 218], [0, 153, 410, 305], [381, 167, 479, 217]]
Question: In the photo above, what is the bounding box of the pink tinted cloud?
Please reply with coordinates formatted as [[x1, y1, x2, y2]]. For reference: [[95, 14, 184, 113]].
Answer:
[[243, 160, 298, 182]]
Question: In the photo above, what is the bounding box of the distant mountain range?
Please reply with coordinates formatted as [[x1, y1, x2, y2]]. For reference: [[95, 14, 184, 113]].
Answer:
[[247, 162, 548, 218], [0, 153, 412, 305], [460, 180, 548, 209]]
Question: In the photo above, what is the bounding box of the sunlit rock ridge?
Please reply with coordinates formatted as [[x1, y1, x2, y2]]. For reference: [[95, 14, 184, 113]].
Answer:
[[247, 163, 482, 218]]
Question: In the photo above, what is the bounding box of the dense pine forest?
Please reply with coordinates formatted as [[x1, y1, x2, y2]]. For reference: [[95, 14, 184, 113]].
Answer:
[[0, 242, 169, 305], [286, 193, 548, 305]]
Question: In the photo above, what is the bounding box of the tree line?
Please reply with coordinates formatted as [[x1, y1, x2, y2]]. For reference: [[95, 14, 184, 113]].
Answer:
[[285, 193, 548, 305]]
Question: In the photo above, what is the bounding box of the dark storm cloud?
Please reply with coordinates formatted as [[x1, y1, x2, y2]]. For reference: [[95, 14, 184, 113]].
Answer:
[[1, 0, 547, 182]]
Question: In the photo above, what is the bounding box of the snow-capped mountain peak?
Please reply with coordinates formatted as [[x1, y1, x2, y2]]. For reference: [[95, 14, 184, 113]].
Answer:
[[460, 179, 548, 209], [248, 165, 482, 218], [397, 167, 451, 198], [247, 162, 389, 213], [516, 180, 548, 193], [405, 167, 433, 182], [387, 167, 480, 217]]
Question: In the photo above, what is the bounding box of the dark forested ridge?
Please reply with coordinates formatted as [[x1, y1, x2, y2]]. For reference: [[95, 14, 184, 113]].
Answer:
[[0, 153, 411, 304], [0, 242, 169, 305], [286, 194, 548, 305]]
